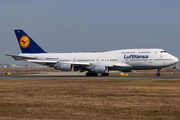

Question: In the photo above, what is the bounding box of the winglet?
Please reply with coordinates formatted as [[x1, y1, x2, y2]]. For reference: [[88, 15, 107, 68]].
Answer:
[[14, 30, 46, 53]]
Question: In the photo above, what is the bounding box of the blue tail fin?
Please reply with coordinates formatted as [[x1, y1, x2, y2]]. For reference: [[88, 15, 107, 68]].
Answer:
[[14, 30, 46, 53]]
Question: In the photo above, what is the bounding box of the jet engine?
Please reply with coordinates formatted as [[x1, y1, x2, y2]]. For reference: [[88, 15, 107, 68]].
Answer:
[[55, 63, 74, 71], [94, 66, 108, 73]]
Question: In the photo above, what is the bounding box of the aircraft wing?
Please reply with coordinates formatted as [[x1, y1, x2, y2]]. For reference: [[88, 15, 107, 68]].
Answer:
[[61, 61, 90, 66], [5, 54, 36, 60], [27, 60, 90, 66], [27, 60, 130, 68], [27, 60, 58, 64], [113, 62, 131, 67], [5, 53, 131, 68], [104, 62, 131, 67]]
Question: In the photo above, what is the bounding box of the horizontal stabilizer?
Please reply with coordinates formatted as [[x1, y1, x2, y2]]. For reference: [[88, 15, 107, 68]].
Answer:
[[5, 54, 36, 60]]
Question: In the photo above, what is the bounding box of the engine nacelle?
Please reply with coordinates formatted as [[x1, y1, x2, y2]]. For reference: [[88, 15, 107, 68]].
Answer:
[[94, 66, 108, 73], [57, 63, 74, 71]]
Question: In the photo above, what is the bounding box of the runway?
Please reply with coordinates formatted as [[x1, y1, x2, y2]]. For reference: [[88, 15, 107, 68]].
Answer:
[[1, 74, 180, 80]]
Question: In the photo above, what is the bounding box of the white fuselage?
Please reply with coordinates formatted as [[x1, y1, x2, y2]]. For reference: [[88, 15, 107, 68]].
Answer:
[[19, 48, 178, 71]]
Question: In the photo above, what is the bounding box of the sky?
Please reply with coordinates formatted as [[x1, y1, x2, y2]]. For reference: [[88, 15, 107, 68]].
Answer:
[[0, 0, 180, 64]]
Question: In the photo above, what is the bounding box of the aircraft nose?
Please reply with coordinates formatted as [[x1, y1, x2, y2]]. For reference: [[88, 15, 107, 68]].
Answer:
[[174, 57, 179, 63]]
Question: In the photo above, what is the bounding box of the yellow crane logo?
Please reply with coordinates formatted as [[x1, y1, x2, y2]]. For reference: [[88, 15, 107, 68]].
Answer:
[[19, 36, 30, 48]]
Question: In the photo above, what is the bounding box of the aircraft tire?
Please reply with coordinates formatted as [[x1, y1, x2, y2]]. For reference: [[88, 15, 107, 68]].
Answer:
[[101, 73, 109, 76], [86, 72, 98, 76], [156, 73, 160, 77], [92, 73, 98, 76], [86, 72, 90, 76]]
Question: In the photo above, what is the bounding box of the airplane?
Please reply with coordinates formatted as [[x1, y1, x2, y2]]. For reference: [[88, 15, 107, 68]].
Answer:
[[5, 29, 179, 76]]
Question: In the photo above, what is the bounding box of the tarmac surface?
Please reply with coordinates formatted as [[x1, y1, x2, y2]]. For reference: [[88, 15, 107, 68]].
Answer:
[[1, 73, 180, 80]]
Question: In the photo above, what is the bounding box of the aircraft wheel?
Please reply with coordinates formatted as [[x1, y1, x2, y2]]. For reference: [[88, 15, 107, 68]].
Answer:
[[86, 72, 91, 76], [93, 73, 98, 76], [101, 73, 105, 76], [86, 72, 98, 76], [156, 73, 160, 77], [101, 73, 109, 76], [106, 73, 109, 76]]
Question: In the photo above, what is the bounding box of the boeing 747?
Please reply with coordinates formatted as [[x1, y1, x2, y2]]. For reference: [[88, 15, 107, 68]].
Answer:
[[5, 30, 179, 76]]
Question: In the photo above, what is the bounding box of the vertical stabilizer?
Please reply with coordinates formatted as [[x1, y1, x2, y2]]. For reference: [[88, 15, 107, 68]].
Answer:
[[14, 30, 46, 53]]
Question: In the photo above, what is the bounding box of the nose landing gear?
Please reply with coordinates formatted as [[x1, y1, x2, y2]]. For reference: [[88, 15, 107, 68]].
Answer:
[[156, 69, 161, 77]]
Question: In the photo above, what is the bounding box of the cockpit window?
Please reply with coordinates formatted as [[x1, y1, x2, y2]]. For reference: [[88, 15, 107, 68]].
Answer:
[[161, 51, 167, 53]]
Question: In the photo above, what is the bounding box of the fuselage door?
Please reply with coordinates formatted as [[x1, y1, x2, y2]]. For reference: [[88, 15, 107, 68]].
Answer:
[[135, 49, 139, 55], [96, 57, 100, 63], [73, 57, 76, 62], [125, 58, 129, 63], [149, 56, 153, 63]]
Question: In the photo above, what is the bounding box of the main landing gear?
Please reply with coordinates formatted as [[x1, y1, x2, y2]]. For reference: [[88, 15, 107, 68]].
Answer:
[[156, 68, 161, 77], [86, 72, 109, 76], [86, 72, 98, 76], [101, 73, 109, 76]]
